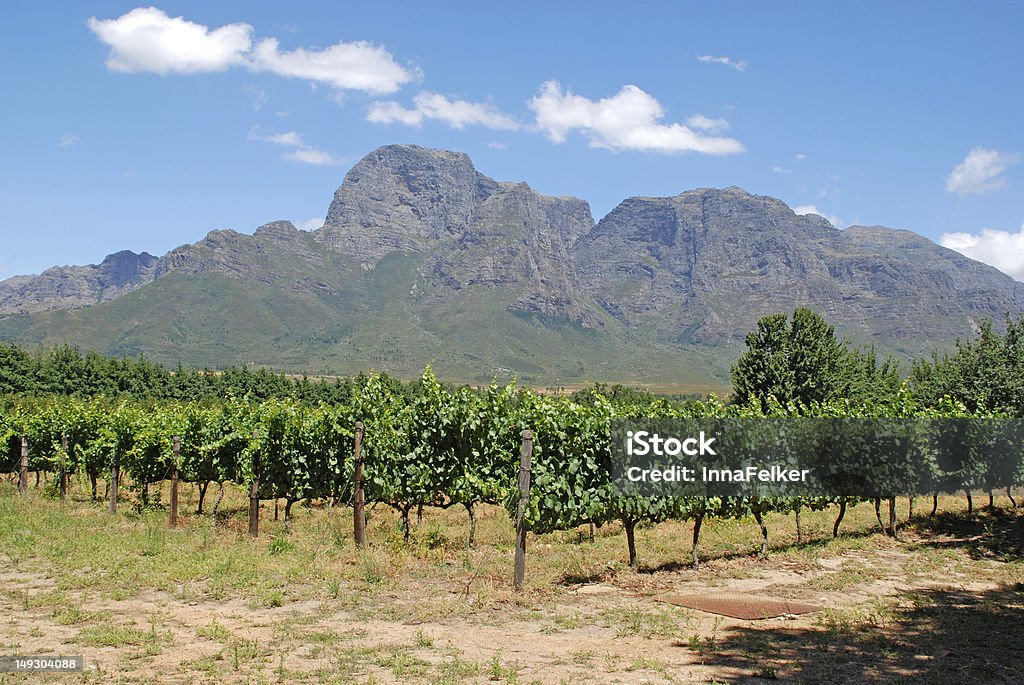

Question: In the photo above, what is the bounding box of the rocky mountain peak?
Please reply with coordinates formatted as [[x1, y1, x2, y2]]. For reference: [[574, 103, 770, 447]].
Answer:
[[573, 185, 1022, 349], [253, 220, 300, 241], [316, 144, 501, 261], [98, 250, 159, 286], [0, 249, 159, 315]]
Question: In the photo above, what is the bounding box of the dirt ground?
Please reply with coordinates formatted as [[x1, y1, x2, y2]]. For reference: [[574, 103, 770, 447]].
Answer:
[[2, 490, 1023, 684]]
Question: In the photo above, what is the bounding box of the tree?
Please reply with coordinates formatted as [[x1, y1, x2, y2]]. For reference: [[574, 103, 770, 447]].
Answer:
[[911, 315, 1024, 415], [732, 308, 842, 408], [0, 343, 39, 394], [731, 308, 900, 409]]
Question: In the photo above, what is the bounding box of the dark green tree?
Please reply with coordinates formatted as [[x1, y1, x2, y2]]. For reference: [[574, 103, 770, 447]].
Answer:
[[731, 307, 900, 409], [911, 315, 1024, 415], [0, 343, 39, 394]]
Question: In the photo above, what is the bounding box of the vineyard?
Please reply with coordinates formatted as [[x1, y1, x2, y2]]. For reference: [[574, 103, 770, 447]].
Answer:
[[2, 314, 1023, 683], [4, 367, 1022, 578]]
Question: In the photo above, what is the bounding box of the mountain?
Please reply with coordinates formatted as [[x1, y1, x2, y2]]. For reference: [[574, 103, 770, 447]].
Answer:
[[572, 187, 1023, 356], [0, 250, 158, 315], [1, 145, 1021, 392]]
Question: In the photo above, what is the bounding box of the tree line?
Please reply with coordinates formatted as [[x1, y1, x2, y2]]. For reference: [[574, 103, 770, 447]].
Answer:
[[2, 308, 1022, 415], [731, 308, 1024, 417], [0, 342, 420, 404]]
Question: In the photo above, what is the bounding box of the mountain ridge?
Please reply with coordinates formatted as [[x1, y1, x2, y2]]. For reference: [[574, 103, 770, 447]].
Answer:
[[1, 144, 1021, 389]]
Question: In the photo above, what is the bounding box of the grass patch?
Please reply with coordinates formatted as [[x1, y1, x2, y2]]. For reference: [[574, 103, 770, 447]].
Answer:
[[196, 618, 233, 643], [52, 606, 106, 625], [375, 648, 429, 678], [436, 651, 482, 683], [807, 559, 884, 591], [603, 606, 680, 639], [77, 625, 150, 647]]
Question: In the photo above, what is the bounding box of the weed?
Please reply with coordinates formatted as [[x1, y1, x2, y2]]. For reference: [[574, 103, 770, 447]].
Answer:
[[424, 523, 450, 549], [78, 625, 149, 647], [264, 589, 285, 608], [303, 630, 341, 644], [570, 649, 594, 664], [436, 652, 481, 683], [625, 656, 667, 673], [605, 607, 679, 639], [196, 618, 232, 643], [142, 520, 165, 556], [376, 649, 428, 678], [414, 628, 434, 648], [273, 652, 285, 683], [357, 550, 387, 586], [232, 638, 262, 669], [52, 607, 103, 625], [268, 536, 293, 555]]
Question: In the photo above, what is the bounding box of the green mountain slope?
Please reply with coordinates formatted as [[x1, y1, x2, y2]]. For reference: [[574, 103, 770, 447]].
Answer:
[[1, 145, 1021, 393]]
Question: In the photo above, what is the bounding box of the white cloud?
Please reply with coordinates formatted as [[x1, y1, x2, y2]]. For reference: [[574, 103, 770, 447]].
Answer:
[[296, 217, 325, 231], [528, 81, 743, 155], [945, 147, 1018, 195], [58, 134, 79, 147], [366, 100, 422, 126], [772, 165, 791, 174], [248, 127, 303, 147], [685, 113, 729, 133], [89, 8, 412, 94], [794, 204, 841, 228], [940, 225, 1024, 281], [247, 126, 343, 165], [486, 141, 508, 150], [88, 7, 252, 74], [283, 148, 344, 166], [270, 132, 303, 147], [249, 128, 302, 147], [697, 54, 747, 71], [368, 92, 520, 130], [250, 37, 412, 94], [243, 85, 268, 111], [795, 153, 806, 161]]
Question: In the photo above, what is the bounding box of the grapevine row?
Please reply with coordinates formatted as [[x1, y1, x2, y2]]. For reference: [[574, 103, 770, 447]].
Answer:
[[2, 370, 1022, 572]]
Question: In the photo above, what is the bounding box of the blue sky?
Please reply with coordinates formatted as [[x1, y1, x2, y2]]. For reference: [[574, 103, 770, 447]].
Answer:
[[2, 1, 1022, 281]]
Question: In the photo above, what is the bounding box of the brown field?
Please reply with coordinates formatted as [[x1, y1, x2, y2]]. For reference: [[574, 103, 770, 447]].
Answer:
[[1, 477, 1023, 684]]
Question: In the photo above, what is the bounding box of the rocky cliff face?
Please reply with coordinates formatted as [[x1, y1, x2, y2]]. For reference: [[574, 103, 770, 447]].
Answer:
[[2, 145, 1022, 383], [0, 250, 159, 315], [575, 188, 869, 342], [315, 145, 596, 325], [417, 180, 596, 325], [572, 187, 1024, 353], [317, 145, 500, 262]]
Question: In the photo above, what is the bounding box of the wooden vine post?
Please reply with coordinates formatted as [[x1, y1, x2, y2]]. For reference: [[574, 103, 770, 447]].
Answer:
[[353, 421, 366, 548], [18, 436, 28, 496], [109, 447, 119, 514], [59, 434, 68, 501], [513, 429, 534, 592], [170, 436, 180, 528], [248, 431, 260, 538]]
